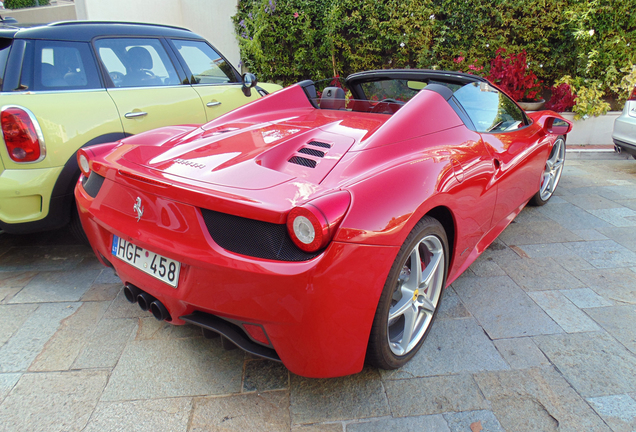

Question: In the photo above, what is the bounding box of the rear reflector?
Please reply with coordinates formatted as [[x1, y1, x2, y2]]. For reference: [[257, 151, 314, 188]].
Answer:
[[1, 106, 45, 163], [243, 323, 270, 346]]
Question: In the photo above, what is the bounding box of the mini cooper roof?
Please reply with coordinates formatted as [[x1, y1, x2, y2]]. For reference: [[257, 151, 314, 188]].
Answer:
[[0, 21, 199, 42]]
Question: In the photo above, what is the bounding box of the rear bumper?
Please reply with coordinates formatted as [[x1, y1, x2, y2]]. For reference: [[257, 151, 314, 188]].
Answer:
[[0, 166, 67, 232], [612, 107, 636, 156], [75, 177, 398, 378]]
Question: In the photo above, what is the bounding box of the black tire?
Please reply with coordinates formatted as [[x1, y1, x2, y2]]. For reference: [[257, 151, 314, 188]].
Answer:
[[366, 216, 448, 370], [69, 201, 89, 245], [529, 136, 566, 206]]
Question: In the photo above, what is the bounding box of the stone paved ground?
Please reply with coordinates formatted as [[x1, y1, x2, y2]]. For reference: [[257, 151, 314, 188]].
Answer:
[[1, 152, 635, 432]]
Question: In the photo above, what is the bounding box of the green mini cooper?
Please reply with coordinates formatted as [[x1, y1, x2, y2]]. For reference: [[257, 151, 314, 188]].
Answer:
[[0, 21, 280, 238]]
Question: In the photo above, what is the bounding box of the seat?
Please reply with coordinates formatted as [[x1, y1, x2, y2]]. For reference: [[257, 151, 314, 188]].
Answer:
[[123, 47, 160, 87], [320, 86, 346, 110], [41, 63, 66, 87]]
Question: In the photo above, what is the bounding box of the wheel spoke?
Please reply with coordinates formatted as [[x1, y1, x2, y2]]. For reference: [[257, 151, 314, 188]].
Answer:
[[420, 251, 442, 290], [397, 304, 418, 353], [389, 296, 413, 321], [417, 291, 436, 313], [404, 246, 422, 290]]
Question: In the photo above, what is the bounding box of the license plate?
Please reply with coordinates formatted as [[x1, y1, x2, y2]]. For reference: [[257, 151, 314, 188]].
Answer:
[[111, 236, 180, 288]]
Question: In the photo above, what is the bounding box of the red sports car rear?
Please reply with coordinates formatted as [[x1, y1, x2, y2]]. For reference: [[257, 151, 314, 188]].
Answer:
[[75, 71, 571, 377]]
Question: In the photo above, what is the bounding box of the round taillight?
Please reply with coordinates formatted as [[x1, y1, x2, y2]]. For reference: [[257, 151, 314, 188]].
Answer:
[[1, 106, 45, 163], [287, 206, 326, 252], [78, 153, 90, 176], [286, 191, 352, 253]]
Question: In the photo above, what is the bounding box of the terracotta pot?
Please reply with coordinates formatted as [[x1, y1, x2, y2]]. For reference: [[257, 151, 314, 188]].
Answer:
[[517, 99, 545, 111]]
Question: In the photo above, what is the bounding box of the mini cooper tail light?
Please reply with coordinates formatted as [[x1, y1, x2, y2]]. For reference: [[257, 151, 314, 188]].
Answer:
[[1, 106, 45, 163], [629, 86, 636, 101], [286, 191, 351, 253]]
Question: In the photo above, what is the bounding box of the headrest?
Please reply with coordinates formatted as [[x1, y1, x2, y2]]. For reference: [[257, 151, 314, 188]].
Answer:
[[127, 46, 153, 70], [320, 86, 346, 110]]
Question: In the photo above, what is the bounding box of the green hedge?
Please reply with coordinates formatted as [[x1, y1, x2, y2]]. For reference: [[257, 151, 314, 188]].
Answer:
[[5, 0, 50, 9], [233, 0, 635, 100]]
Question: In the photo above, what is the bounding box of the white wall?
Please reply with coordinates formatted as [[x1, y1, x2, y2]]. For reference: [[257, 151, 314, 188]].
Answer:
[[75, 0, 241, 69]]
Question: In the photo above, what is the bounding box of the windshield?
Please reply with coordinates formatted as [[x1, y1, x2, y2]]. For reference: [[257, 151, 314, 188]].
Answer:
[[309, 77, 461, 115]]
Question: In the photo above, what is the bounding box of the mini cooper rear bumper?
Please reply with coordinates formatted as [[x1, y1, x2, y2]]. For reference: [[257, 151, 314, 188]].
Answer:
[[75, 176, 398, 378]]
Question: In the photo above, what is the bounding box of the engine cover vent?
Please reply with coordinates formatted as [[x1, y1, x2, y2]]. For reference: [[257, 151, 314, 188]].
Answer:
[[288, 156, 317, 168], [298, 147, 325, 158], [307, 140, 331, 149]]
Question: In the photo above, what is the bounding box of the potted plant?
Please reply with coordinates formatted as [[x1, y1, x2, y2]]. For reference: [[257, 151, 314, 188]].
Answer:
[[485, 49, 544, 110]]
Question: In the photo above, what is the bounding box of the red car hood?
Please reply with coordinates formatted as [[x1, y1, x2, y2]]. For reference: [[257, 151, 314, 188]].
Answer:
[[119, 110, 388, 190]]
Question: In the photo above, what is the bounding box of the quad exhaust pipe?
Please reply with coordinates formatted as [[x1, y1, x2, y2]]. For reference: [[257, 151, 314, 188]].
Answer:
[[123, 284, 171, 321]]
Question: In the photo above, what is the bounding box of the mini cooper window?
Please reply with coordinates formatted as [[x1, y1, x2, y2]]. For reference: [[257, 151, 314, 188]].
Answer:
[[170, 39, 236, 84], [453, 82, 526, 133], [0, 38, 12, 86], [35, 41, 101, 90], [94, 38, 180, 88]]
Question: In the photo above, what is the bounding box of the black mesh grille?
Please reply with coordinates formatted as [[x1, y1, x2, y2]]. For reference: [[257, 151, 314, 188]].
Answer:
[[201, 209, 321, 261], [288, 156, 317, 168], [298, 147, 325, 157], [82, 172, 105, 198], [307, 140, 331, 149]]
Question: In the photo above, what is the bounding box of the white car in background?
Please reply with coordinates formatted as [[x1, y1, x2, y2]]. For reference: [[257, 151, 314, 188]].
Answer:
[[613, 86, 636, 158]]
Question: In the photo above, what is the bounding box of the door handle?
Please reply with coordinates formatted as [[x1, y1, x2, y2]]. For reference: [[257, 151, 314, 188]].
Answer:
[[124, 111, 148, 119], [494, 159, 501, 169], [206, 101, 222, 107]]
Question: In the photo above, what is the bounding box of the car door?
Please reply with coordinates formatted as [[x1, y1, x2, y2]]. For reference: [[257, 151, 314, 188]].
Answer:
[[167, 39, 260, 121], [454, 82, 549, 226], [94, 37, 207, 135]]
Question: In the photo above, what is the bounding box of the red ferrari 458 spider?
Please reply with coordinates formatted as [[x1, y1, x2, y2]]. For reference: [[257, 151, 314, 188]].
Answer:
[[75, 70, 571, 378]]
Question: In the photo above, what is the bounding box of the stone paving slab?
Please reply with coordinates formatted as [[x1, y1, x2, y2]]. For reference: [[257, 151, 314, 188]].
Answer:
[[586, 394, 636, 432], [493, 338, 551, 370], [101, 337, 245, 401], [584, 306, 636, 354], [527, 290, 602, 333], [290, 368, 389, 424], [0, 302, 80, 373], [190, 392, 290, 432], [0, 155, 635, 431], [84, 398, 193, 432], [8, 266, 102, 303], [452, 275, 563, 339], [0, 370, 108, 432], [383, 374, 489, 417], [533, 332, 636, 398], [28, 301, 111, 372], [474, 367, 611, 432], [346, 414, 450, 431]]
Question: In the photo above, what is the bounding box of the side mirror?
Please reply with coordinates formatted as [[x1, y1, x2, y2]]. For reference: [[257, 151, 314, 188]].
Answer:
[[544, 117, 572, 135], [242, 73, 257, 97]]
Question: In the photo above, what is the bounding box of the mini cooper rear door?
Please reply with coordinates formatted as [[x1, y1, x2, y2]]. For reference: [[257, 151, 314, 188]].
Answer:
[[94, 37, 207, 135], [453, 82, 548, 225], [167, 39, 260, 121]]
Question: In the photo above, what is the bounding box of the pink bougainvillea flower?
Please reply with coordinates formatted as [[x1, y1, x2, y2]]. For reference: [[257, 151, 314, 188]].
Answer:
[[294, 12, 299, 18], [453, 56, 465, 64]]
